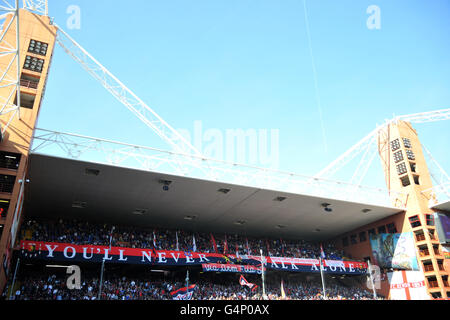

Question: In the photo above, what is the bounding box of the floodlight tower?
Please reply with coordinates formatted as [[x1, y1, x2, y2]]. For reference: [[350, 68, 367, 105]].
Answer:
[[324, 109, 449, 299], [377, 118, 449, 299], [0, 0, 56, 294]]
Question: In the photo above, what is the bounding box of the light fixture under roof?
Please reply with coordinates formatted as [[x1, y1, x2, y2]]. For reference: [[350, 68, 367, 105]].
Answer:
[[85, 168, 100, 176], [159, 179, 172, 191], [132, 209, 148, 215], [184, 215, 197, 221], [362, 209, 372, 213], [276, 225, 287, 229], [321, 203, 332, 213], [274, 196, 287, 202], [234, 220, 246, 226], [72, 201, 87, 209], [218, 188, 231, 194]]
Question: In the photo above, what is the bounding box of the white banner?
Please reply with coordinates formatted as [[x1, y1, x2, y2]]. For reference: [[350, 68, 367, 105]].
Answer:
[[387, 271, 430, 300]]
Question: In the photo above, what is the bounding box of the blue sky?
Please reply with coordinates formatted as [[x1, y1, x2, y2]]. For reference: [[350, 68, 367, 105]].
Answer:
[[35, 0, 450, 190]]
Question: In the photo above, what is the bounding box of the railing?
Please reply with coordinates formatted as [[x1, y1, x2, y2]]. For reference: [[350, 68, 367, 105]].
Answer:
[[424, 264, 434, 272], [428, 280, 439, 288], [416, 234, 426, 241], [20, 79, 39, 89]]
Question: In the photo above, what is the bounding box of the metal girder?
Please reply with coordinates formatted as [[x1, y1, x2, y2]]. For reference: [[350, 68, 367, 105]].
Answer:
[[315, 108, 450, 181], [315, 122, 386, 179], [0, 0, 21, 135], [31, 128, 406, 209], [22, 0, 47, 15], [53, 24, 203, 158], [395, 108, 450, 124], [422, 182, 450, 208]]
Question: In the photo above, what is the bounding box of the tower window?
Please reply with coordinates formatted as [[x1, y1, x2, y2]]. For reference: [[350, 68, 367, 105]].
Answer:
[[393, 151, 404, 163], [359, 231, 367, 242], [20, 73, 40, 89], [410, 162, 417, 173], [413, 175, 420, 185], [409, 215, 421, 228], [0, 151, 21, 170], [400, 176, 411, 187], [350, 234, 358, 245], [23, 55, 44, 73], [28, 39, 48, 56], [377, 225, 387, 234], [0, 175, 16, 193], [387, 223, 397, 233], [396, 162, 408, 175], [391, 139, 401, 151], [426, 215, 434, 226], [406, 149, 415, 161], [0, 199, 9, 219], [342, 237, 349, 247], [427, 276, 439, 288], [14, 92, 36, 109], [402, 138, 412, 148]]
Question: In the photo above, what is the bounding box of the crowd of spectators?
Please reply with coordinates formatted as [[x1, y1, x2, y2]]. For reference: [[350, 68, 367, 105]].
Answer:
[[20, 219, 345, 260], [4, 270, 380, 301]]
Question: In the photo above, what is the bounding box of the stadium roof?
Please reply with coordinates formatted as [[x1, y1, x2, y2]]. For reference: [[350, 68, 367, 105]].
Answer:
[[24, 154, 404, 241], [431, 200, 450, 213]]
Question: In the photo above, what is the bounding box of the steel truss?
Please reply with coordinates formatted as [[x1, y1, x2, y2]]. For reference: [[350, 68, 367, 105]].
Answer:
[[315, 109, 450, 182], [22, 0, 46, 15], [421, 144, 450, 207], [0, 0, 21, 135], [31, 127, 406, 208], [53, 24, 203, 158]]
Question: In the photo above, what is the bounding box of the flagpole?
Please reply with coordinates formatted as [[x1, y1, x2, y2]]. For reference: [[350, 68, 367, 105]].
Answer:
[[185, 269, 189, 289], [8, 257, 20, 300], [367, 260, 378, 299], [98, 258, 105, 300], [260, 249, 266, 299], [319, 257, 327, 300]]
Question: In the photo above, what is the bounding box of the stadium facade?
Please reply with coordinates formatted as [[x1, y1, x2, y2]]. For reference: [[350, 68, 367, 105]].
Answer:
[[0, 5, 448, 300]]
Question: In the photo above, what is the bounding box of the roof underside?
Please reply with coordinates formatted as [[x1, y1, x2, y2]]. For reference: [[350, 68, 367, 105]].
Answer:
[[23, 154, 403, 241], [431, 200, 450, 213]]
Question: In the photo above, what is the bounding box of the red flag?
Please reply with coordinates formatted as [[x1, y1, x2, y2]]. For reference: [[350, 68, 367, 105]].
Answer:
[[224, 234, 228, 255], [210, 233, 218, 253], [239, 275, 258, 291]]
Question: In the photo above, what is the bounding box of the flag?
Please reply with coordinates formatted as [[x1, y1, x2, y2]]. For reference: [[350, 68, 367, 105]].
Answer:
[[239, 275, 258, 292], [222, 255, 233, 264], [176, 231, 179, 251], [235, 243, 241, 261], [170, 284, 196, 300], [281, 279, 286, 299], [224, 234, 228, 255], [246, 238, 251, 255], [109, 226, 115, 251], [210, 233, 218, 253], [320, 243, 326, 259], [153, 231, 157, 249], [192, 235, 197, 252]]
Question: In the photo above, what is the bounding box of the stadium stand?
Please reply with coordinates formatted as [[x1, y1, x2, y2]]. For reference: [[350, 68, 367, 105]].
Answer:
[[19, 219, 346, 260]]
